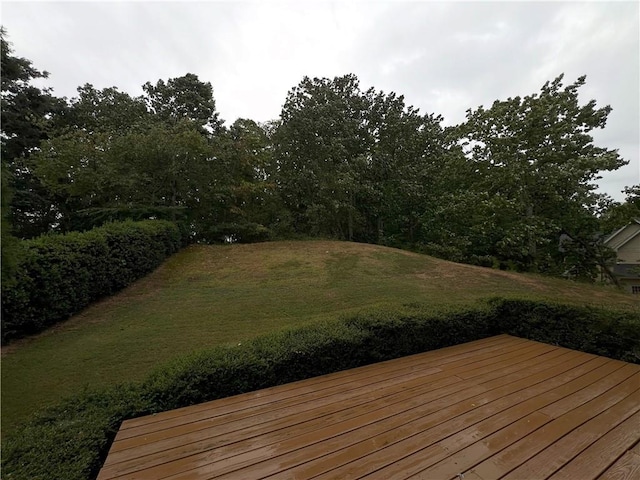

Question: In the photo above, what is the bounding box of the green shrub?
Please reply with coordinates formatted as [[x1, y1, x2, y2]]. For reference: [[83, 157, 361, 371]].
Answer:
[[1, 220, 184, 343], [2, 299, 638, 479], [491, 298, 640, 363], [197, 222, 271, 244]]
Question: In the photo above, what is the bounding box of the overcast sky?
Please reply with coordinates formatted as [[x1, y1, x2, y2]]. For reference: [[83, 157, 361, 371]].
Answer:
[[2, 0, 638, 201]]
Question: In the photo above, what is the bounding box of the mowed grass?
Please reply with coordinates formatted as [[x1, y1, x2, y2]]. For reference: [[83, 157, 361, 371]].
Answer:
[[2, 240, 638, 436]]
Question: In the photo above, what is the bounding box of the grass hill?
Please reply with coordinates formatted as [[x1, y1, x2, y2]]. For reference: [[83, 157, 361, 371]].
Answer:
[[2, 240, 637, 436]]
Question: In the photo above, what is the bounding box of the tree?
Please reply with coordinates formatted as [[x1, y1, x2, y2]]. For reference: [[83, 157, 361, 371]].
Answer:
[[31, 120, 215, 231], [273, 73, 449, 243], [1, 161, 19, 283], [215, 118, 276, 223], [274, 74, 372, 239], [53, 84, 149, 134], [142, 73, 222, 134], [599, 185, 640, 235], [365, 90, 446, 244], [1, 27, 66, 238], [28, 71, 228, 234], [456, 74, 626, 274]]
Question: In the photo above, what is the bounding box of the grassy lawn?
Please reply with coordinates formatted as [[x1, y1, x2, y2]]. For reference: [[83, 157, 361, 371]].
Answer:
[[2, 240, 637, 436]]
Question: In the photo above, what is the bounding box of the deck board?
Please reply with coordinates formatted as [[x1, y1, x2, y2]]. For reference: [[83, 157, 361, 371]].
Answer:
[[549, 411, 640, 480], [115, 336, 519, 442], [97, 335, 640, 479]]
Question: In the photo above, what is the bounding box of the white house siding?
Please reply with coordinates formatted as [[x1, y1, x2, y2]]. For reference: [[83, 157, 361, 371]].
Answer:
[[617, 236, 640, 264]]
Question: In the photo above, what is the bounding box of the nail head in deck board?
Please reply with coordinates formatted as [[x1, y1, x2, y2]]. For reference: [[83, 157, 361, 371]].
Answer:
[[96, 336, 640, 480]]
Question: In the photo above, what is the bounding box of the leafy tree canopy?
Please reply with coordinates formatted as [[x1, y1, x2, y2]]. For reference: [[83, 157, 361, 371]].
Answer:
[[1, 26, 632, 281], [142, 73, 222, 134], [453, 74, 626, 274]]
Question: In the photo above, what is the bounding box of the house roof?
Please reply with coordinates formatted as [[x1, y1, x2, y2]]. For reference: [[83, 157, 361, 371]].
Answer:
[[604, 218, 640, 250]]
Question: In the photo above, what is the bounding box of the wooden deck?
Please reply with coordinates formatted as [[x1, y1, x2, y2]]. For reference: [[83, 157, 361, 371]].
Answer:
[[98, 335, 640, 479]]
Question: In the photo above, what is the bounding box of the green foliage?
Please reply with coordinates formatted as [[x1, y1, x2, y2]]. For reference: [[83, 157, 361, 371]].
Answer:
[[208, 118, 280, 230], [198, 221, 271, 244], [599, 185, 640, 235], [514, 301, 640, 358], [1, 28, 633, 280], [31, 119, 215, 231], [2, 299, 638, 480], [491, 298, 640, 363], [1, 27, 66, 239], [142, 73, 222, 133], [0, 384, 150, 480], [0, 27, 62, 161], [1, 220, 183, 343], [53, 84, 150, 134], [274, 74, 446, 243], [452, 74, 626, 275], [1, 161, 19, 282]]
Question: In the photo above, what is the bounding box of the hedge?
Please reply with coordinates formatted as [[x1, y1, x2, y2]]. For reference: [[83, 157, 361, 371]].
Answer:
[[197, 221, 271, 244], [2, 298, 639, 479], [1, 220, 184, 343]]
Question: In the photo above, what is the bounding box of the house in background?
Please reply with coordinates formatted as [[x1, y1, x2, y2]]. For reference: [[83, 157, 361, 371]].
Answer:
[[603, 218, 640, 294]]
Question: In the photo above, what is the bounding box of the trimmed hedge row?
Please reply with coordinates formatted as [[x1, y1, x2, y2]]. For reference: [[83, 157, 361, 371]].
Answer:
[[1, 220, 184, 343], [2, 299, 639, 479]]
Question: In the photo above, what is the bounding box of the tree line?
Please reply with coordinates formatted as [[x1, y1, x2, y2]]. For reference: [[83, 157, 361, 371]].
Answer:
[[2, 27, 638, 282]]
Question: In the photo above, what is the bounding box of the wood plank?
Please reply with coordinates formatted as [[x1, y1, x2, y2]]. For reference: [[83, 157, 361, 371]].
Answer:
[[104, 371, 486, 479], [181, 351, 603, 479], [548, 411, 640, 480], [410, 412, 553, 480], [321, 356, 617, 480], [471, 370, 640, 480], [124, 342, 584, 475], [118, 335, 516, 430], [115, 335, 523, 441], [96, 336, 640, 480], [111, 363, 449, 452], [505, 391, 640, 479], [100, 340, 559, 477], [539, 364, 637, 418], [598, 450, 640, 480], [107, 342, 539, 458]]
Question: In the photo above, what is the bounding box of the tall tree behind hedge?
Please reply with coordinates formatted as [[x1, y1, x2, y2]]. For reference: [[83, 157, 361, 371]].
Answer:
[[1, 161, 19, 283], [455, 74, 626, 275], [273, 74, 449, 243], [274, 74, 372, 239], [29, 73, 229, 234], [365, 90, 447, 244], [210, 119, 278, 225], [31, 119, 216, 232], [53, 83, 150, 134], [142, 73, 223, 134], [1, 27, 65, 238]]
